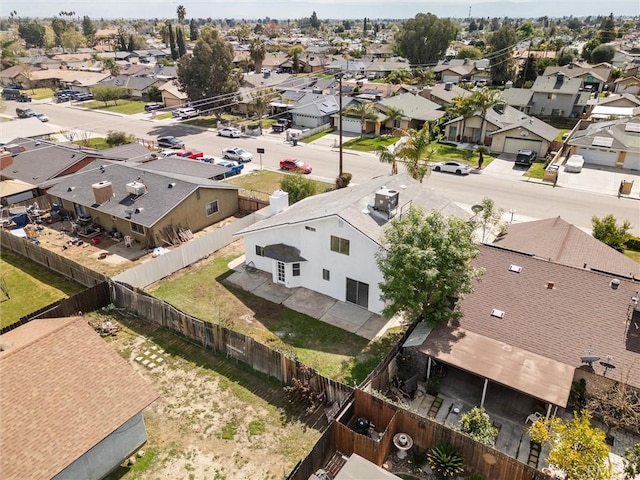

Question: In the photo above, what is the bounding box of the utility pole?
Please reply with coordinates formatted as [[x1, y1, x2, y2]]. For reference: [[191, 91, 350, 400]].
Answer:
[[338, 73, 343, 177]]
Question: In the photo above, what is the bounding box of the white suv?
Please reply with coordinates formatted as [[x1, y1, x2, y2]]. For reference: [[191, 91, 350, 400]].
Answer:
[[173, 107, 199, 119]]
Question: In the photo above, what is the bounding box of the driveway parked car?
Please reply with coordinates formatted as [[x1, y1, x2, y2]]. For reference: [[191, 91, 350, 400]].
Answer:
[[515, 149, 537, 167], [565, 154, 585, 173], [157, 136, 185, 149], [16, 107, 36, 118], [174, 149, 204, 159], [35, 113, 49, 122], [217, 127, 241, 138], [432, 161, 472, 175], [173, 107, 199, 119], [279, 158, 313, 174], [144, 103, 162, 112], [216, 159, 244, 176], [221, 147, 253, 162]]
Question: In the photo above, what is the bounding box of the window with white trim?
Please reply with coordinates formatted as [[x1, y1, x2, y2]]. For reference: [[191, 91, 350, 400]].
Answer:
[[206, 200, 219, 216], [130, 222, 144, 234], [292, 263, 300, 277], [256, 246, 265, 256], [330, 235, 350, 255]]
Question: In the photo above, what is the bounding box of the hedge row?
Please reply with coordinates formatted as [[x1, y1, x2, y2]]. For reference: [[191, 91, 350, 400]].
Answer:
[[627, 235, 640, 251]]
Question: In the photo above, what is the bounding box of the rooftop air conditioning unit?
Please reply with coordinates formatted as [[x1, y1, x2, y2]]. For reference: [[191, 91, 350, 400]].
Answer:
[[126, 181, 146, 196], [374, 188, 399, 213]]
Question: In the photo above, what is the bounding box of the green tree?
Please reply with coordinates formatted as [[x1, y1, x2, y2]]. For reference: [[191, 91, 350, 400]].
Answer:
[[591, 214, 631, 252], [250, 88, 278, 133], [395, 13, 458, 64], [176, 5, 186, 24], [557, 49, 574, 66], [488, 24, 516, 84], [177, 30, 238, 118], [288, 45, 304, 73], [395, 125, 433, 182], [413, 67, 436, 86], [189, 19, 199, 41], [385, 68, 413, 84], [376, 146, 398, 175], [106, 130, 137, 146], [478, 196, 505, 242], [309, 11, 320, 29], [345, 102, 378, 138], [249, 38, 266, 73], [51, 17, 68, 47], [167, 21, 178, 60], [582, 38, 601, 63], [446, 96, 475, 142], [176, 26, 187, 57], [456, 46, 483, 59], [102, 57, 120, 76], [623, 444, 640, 480], [280, 174, 316, 204], [376, 208, 481, 324], [92, 85, 129, 106], [18, 22, 46, 48], [516, 54, 538, 87], [82, 15, 96, 39], [599, 13, 616, 43], [459, 407, 499, 446], [61, 30, 85, 53], [381, 105, 404, 134], [590, 44, 616, 64], [528, 410, 612, 480]]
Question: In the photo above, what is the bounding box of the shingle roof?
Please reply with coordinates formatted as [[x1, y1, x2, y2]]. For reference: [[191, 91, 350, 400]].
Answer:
[[47, 162, 238, 228], [569, 115, 640, 153], [532, 74, 582, 94], [493, 217, 640, 279], [132, 157, 229, 179], [237, 174, 470, 244], [489, 114, 559, 141], [444, 245, 640, 389], [0, 317, 158, 479], [378, 93, 444, 122], [501, 87, 534, 108]]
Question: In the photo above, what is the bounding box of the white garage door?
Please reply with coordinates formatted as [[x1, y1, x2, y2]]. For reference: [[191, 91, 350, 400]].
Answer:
[[503, 137, 543, 155], [624, 153, 640, 170], [341, 117, 363, 134], [575, 148, 618, 167]]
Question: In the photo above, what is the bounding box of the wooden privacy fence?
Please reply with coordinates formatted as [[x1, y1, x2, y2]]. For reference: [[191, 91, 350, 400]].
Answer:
[[289, 388, 552, 480], [109, 281, 353, 405], [0, 229, 107, 287], [0, 282, 111, 335]]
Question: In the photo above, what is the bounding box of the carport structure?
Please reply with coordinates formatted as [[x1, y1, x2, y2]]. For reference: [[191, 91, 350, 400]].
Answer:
[[418, 327, 574, 417]]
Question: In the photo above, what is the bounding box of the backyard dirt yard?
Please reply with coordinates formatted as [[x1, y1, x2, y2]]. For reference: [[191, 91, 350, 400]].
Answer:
[[105, 314, 326, 480]]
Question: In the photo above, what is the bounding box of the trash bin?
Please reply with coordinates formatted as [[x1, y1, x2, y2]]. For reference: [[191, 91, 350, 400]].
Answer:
[[292, 138, 298, 146], [620, 180, 634, 195]]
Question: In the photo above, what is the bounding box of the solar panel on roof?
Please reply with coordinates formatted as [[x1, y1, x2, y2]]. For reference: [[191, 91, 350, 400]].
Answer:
[[592, 136, 614, 147], [624, 122, 640, 133]]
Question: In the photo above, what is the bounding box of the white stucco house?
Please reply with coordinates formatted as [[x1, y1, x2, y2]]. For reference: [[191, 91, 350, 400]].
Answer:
[[235, 174, 470, 315]]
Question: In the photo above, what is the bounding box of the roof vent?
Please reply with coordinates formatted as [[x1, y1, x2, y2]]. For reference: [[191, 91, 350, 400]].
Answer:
[[610, 278, 620, 290], [491, 309, 505, 319], [509, 265, 522, 273], [168, 182, 176, 188], [547, 281, 555, 290], [0, 342, 12, 352], [134, 208, 143, 214]]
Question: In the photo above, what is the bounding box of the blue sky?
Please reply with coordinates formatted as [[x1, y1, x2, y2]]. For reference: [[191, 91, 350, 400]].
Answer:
[[2, 0, 636, 20]]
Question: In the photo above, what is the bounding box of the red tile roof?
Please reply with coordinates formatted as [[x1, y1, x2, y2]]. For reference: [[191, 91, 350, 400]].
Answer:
[[0, 317, 158, 480], [430, 245, 640, 390], [494, 217, 640, 279]]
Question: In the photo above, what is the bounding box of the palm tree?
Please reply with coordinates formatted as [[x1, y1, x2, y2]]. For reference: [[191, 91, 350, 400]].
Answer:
[[446, 96, 475, 143], [376, 145, 398, 174], [396, 126, 432, 182], [176, 5, 186, 24], [251, 89, 279, 134], [385, 68, 413, 85], [413, 67, 436, 86], [381, 106, 404, 135], [249, 38, 266, 73], [469, 88, 503, 145], [288, 46, 304, 73], [344, 102, 378, 138]]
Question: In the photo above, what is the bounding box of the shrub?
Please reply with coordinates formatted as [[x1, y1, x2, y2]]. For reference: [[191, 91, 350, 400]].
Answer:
[[567, 379, 587, 410], [336, 172, 352, 189], [459, 406, 499, 446], [106, 130, 137, 147], [280, 174, 316, 204], [427, 442, 464, 479], [626, 235, 640, 251], [591, 214, 631, 251]]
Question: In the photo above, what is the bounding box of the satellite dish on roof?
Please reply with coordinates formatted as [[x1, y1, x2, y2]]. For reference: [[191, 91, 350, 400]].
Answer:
[[600, 355, 616, 372], [471, 204, 483, 214], [580, 354, 600, 366]]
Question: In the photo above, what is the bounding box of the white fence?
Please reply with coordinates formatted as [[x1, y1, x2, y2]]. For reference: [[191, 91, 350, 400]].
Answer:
[[113, 213, 257, 288]]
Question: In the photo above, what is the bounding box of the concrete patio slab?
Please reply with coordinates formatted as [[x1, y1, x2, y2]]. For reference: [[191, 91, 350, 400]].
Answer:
[[283, 288, 336, 319], [253, 279, 293, 305], [225, 269, 269, 292], [356, 314, 392, 340], [320, 301, 372, 335]]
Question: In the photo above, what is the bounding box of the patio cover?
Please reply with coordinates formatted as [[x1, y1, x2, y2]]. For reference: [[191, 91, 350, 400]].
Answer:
[[418, 328, 574, 407]]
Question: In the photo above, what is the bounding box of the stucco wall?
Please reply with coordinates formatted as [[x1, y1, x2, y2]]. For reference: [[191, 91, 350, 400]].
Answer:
[[243, 216, 386, 314], [53, 413, 148, 480]]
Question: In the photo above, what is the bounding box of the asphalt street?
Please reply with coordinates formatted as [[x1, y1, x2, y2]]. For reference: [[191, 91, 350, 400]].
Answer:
[[10, 100, 640, 235]]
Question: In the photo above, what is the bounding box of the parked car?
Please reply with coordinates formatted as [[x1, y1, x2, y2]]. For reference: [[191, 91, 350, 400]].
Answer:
[[157, 136, 185, 149], [216, 159, 244, 176], [217, 127, 242, 138], [432, 161, 472, 175], [74, 92, 93, 101], [2, 88, 29, 101], [16, 107, 36, 118], [515, 149, 538, 167], [173, 107, 199, 119], [279, 158, 312, 174], [565, 154, 585, 173], [35, 113, 49, 122], [272, 119, 290, 133], [221, 147, 253, 162], [145, 103, 162, 112], [174, 149, 204, 159]]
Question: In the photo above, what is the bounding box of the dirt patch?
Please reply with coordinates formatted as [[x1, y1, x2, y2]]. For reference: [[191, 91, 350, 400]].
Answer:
[[106, 316, 325, 480]]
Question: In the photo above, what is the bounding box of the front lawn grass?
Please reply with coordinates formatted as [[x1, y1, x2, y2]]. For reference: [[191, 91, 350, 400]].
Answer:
[[82, 100, 146, 114], [183, 116, 218, 128], [224, 170, 334, 196], [148, 251, 400, 383], [524, 162, 547, 179], [343, 136, 400, 152], [554, 129, 570, 142], [22, 87, 54, 100], [154, 112, 173, 120], [429, 142, 495, 168], [0, 249, 85, 328], [624, 249, 640, 263], [302, 128, 334, 143], [73, 137, 110, 150]]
